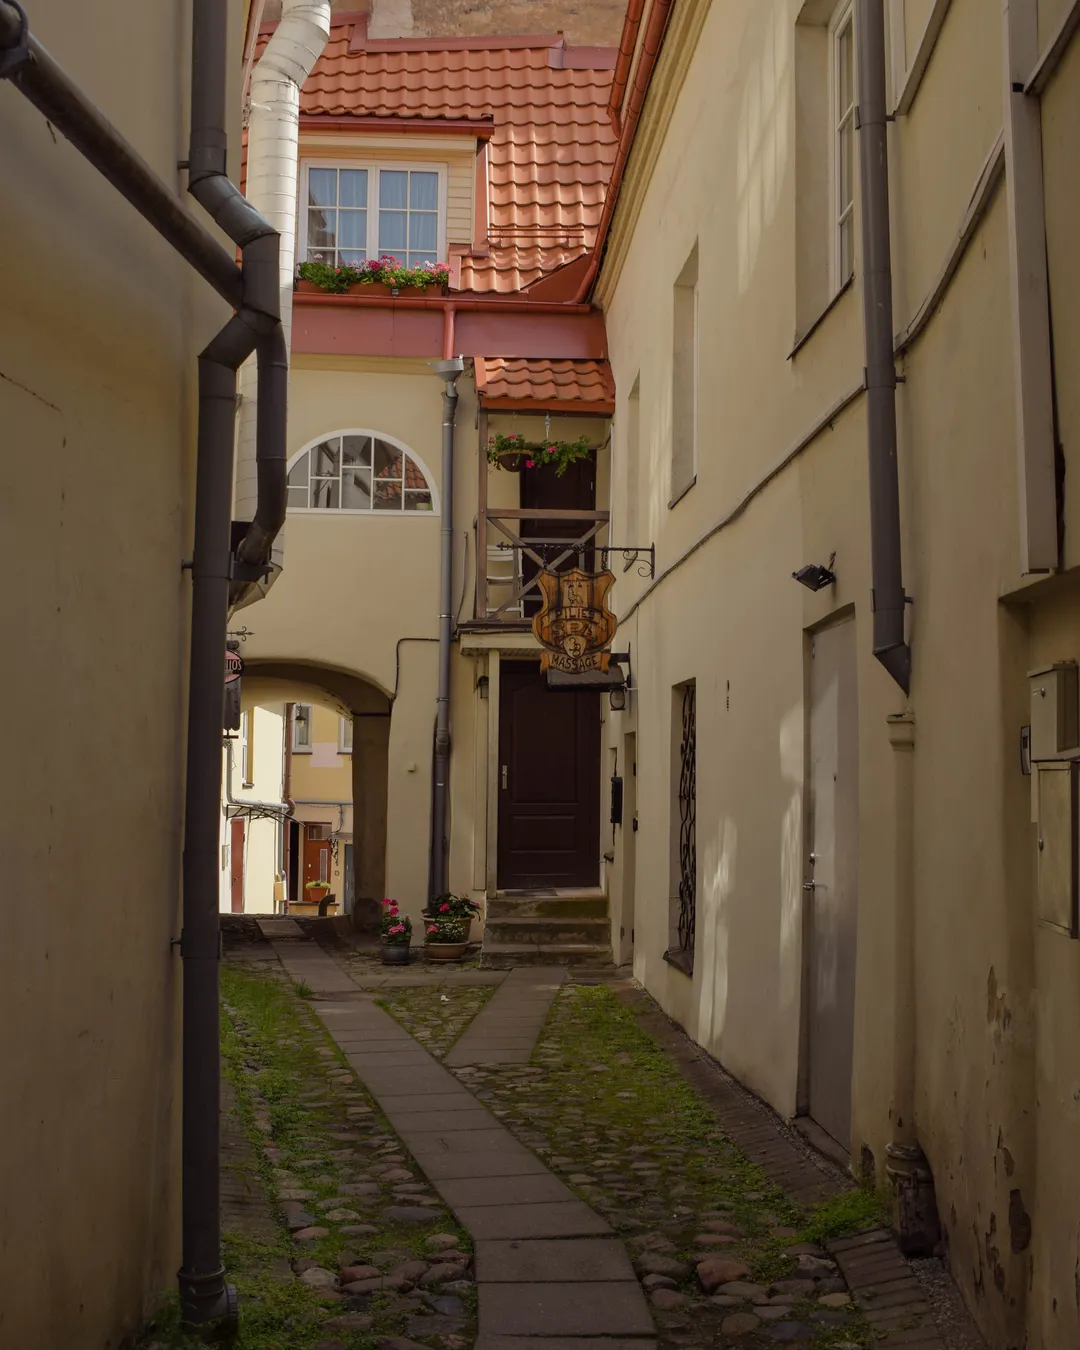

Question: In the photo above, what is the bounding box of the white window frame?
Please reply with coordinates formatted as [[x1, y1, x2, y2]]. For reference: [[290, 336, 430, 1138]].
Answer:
[[292, 703, 313, 754], [829, 0, 856, 294], [339, 717, 353, 754], [300, 159, 448, 268], [286, 429, 440, 517]]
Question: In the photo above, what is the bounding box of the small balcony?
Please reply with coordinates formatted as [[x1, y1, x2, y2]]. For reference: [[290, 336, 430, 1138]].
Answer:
[[477, 507, 611, 624]]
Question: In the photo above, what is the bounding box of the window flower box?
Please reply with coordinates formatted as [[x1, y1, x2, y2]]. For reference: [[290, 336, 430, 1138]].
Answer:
[[297, 256, 450, 297]]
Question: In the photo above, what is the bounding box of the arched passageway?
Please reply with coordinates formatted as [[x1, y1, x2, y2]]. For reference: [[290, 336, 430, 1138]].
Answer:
[[240, 659, 392, 924]]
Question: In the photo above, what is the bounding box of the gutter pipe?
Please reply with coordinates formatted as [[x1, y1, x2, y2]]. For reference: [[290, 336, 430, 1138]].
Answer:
[[857, 0, 911, 693], [181, 0, 290, 1329], [0, 1, 239, 307], [572, 0, 675, 303], [428, 358, 465, 900], [608, 0, 646, 129], [234, 0, 332, 600], [1, 0, 291, 1333]]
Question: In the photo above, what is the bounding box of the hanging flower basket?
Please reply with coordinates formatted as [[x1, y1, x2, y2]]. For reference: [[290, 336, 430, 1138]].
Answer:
[[297, 256, 450, 296], [486, 431, 594, 479]]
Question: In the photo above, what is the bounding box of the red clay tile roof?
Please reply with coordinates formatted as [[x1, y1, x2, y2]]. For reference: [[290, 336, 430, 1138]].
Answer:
[[262, 21, 618, 293], [476, 358, 615, 411]]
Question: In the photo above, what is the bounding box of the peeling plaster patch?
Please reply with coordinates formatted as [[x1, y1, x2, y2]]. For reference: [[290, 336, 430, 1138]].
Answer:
[[984, 1212, 1006, 1293], [1008, 1189, 1031, 1253]]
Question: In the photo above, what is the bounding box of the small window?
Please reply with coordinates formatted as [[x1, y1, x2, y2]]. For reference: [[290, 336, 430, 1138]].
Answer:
[[242, 709, 255, 788], [671, 245, 699, 506], [830, 2, 856, 290], [339, 717, 353, 753], [303, 162, 444, 269], [287, 432, 436, 514], [292, 704, 312, 753]]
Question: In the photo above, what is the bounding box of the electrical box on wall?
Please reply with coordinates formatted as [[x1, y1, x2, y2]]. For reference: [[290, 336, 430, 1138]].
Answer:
[[1036, 761, 1080, 938], [1028, 662, 1079, 760]]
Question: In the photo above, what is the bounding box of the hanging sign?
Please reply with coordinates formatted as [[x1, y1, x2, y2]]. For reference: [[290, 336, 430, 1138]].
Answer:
[[223, 646, 243, 731], [532, 568, 618, 675]]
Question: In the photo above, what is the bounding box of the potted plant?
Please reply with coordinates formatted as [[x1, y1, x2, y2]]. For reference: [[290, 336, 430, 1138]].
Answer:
[[486, 431, 594, 478], [289, 879, 329, 915], [380, 899, 412, 965], [423, 894, 481, 962]]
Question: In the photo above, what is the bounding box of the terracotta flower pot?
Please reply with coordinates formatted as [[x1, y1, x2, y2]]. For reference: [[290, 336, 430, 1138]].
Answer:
[[381, 940, 411, 965], [424, 941, 469, 962], [295, 278, 322, 293]]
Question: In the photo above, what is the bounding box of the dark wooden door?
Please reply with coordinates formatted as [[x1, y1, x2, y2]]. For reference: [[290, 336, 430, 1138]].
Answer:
[[498, 663, 601, 889], [520, 456, 596, 617]]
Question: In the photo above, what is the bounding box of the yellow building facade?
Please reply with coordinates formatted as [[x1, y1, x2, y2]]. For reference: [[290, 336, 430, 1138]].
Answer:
[[594, 1, 1080, 1347]]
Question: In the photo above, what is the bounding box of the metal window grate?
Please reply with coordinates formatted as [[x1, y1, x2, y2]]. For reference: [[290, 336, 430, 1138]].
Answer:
[[677, 682, 697, 952]]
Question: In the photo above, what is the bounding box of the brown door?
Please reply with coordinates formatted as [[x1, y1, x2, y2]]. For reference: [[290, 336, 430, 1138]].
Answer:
[[520, 455, 596, 617], [498, 663, 601, 889], [303, 825, 331, 901], [806, 618, 859, 1150], [229, 818, 245, 913]]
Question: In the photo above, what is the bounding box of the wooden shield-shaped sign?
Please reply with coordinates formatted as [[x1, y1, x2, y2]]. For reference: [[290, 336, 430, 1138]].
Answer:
[[532, 569, 618, 674]]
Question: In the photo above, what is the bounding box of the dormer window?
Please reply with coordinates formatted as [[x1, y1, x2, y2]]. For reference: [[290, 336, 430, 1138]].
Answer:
[[303, 161, 445, 268]]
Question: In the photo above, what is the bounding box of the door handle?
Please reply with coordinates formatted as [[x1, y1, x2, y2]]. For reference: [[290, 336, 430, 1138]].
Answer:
[[501, 764, 508, 790], [803, 881, 818, 891]]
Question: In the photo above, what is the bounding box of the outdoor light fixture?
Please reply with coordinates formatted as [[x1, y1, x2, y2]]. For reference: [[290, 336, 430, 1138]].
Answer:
[[793, 554, 837, 592], [477, 675, 489, 700], [609, 687, 627, 712]]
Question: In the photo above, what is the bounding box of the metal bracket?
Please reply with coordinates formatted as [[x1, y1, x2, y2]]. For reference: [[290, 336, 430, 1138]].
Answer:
[[602, 545, 655, 579], [0, 1, 31, 80]]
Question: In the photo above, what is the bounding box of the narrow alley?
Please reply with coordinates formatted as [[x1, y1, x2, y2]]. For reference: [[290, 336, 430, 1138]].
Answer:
[[137, 924, 986, 1350]]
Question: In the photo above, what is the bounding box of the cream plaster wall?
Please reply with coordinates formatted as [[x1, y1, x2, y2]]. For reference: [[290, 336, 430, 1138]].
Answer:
[[597, 1, 1080, 1346], [0, 2, 246, 1344]]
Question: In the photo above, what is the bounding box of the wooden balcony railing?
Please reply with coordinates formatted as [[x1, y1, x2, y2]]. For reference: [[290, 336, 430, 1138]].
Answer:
[[476, 507, 610, 622]]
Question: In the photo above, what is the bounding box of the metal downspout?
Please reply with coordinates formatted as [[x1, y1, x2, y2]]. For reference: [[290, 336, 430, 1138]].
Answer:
[[181, 0, 288, 1329], [0, 0, 290, 1333], [857, 0, 910, 693], [429, 359, 465, 900]]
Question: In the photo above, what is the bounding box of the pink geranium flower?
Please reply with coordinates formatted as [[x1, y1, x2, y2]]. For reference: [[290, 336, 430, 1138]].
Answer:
[[525, 459, 535, 468]]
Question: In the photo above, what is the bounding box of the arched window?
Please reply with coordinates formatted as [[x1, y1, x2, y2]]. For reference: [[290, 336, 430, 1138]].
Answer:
[[286, 432, 437, 513]]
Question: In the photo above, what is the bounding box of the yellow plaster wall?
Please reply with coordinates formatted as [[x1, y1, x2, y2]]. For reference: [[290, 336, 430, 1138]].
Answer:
[[0, 1, 246, 1343], [597, 0, 1080, 1345]]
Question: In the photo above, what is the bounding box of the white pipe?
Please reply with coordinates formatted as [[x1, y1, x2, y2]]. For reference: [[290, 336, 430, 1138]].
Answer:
[[235, 0, 331, 527]]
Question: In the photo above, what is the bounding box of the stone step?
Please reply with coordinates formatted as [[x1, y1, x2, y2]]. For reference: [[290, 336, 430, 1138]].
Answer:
[[487, 894, 609, 919], [484, 915, 611, 946], [480, 941, 614, 969]]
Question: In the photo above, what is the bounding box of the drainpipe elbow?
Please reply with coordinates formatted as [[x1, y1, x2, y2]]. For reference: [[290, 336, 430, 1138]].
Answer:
[[874, 642, 912, 696]]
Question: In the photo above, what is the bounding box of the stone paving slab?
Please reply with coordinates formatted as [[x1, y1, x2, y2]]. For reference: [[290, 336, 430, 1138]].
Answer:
[[479, 1283, 655, 1337], [418, 1150, 552, 1181], [256, 917, 305, 939], [476, 1340, 656, 1350], [445, 966, 567, 1066], [475, 1239, 637, 1284], [271, 944, 652, 1346], [391, 1107, 498, 1134], [435, 1173, 578, 1208], [457, 1200, 613, 1241]]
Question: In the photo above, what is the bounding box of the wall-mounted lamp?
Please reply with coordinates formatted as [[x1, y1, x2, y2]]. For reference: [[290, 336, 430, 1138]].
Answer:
[[477, 675, 489, 700], [793, 553, 837, 592], [609, 687, 627, 712]]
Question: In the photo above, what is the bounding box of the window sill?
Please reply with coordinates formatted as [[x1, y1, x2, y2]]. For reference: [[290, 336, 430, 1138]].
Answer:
[[663, 946, 695, 977], [668, 475, 697, 510], [292, 748, 313, 755], [789, 276, 855, 360]]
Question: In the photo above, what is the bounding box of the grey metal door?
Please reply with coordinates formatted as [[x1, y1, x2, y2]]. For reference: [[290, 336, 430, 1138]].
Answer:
[[807, 617, 859, 1150]]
